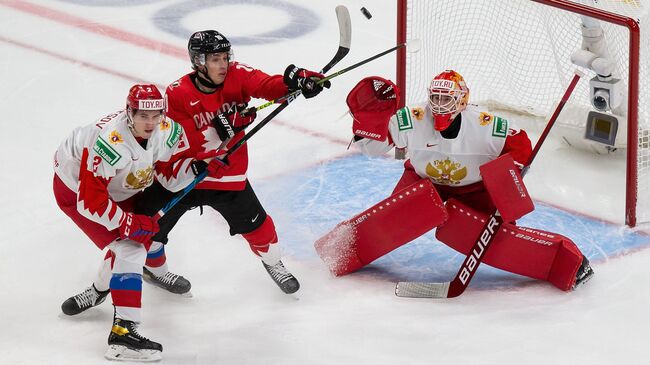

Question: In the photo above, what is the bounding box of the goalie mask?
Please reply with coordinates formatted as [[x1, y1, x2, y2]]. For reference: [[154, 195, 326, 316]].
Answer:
[[428, 70, 469, 131], [125, 84, 165, 130]]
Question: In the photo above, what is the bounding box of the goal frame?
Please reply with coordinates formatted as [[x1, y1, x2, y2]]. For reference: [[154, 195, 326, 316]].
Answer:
[[396, 0, 641, 226]]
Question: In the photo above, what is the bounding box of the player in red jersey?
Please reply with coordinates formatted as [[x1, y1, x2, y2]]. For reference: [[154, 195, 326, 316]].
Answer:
[[137, 30, 330, 294]]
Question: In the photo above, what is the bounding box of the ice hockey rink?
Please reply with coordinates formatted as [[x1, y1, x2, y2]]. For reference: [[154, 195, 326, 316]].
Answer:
[[1, 1, 650, 364]]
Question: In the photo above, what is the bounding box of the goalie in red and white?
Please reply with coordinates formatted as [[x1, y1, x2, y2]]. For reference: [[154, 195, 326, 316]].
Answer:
[[314, 71, 594, 291]]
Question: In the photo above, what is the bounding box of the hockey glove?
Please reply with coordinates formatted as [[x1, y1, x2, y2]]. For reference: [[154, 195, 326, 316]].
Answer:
[[191, 150, 230, 179], [346, 76, 400, 142], [211, 103, 256, 141], [118, 213, 159, 244], [283, 64, 331, 99]]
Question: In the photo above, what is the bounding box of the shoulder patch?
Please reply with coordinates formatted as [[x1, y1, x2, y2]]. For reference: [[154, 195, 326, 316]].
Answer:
[[412, 107, 425, 121], [108, 130, 124, 144], [93, 135, 122, 166], [478, 112, 493, 126], [159, 119, 171, 131], [492, 116, 508, 138], [396, 107, 413, 131], [166, 121, 182, 148]]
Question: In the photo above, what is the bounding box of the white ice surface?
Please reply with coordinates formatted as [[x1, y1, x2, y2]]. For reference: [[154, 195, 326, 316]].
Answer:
[[0, 1, 649, 364]]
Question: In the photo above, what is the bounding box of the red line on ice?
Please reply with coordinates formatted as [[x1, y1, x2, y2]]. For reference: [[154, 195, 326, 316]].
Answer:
[[0, 0, 350, 148], [0, 0, 186, 59]]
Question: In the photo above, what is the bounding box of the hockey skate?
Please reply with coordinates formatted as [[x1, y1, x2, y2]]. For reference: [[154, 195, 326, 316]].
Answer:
[[573, 256, 594, 290], [262, 260, 300, 294], [142, 267, 192, 296], [105, 316, 162, 362], [61, 284, 110, 315]]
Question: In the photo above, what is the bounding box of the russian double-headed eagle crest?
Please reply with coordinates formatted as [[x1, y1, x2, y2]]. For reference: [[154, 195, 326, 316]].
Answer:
[[479, 112, 493, 126], [125, 167, 154, 189], [425, 158, 467, 185], [412, 107, 425, 121], [109, 130, 124, 144], [160, 119, 171, 131]]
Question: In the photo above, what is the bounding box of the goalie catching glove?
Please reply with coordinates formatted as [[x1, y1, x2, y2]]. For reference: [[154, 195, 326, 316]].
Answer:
[[211, 103, 256, 141], [283, 64, 331, 99], [346, 76, 400, 141]]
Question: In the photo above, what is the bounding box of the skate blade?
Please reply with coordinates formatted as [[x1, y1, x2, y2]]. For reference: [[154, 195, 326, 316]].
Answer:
[[105, 344, 162, 362]]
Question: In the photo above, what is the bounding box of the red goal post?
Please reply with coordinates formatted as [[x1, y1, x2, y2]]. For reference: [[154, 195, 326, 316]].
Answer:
[[396, 0, 643, 227]]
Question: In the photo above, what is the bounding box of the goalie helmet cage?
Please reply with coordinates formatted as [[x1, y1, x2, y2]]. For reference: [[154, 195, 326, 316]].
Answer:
[[396, 0, 646, 227]]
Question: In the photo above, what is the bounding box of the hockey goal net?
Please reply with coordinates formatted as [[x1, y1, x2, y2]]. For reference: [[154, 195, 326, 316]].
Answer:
[[397, 0, 649, 227]]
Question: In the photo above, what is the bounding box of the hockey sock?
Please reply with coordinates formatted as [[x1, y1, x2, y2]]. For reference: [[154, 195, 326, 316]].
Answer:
[[242, 216, 281, 265], [109, 240, 145, 322], [93, 250, 115, 292], [144, 241, 168, 277]]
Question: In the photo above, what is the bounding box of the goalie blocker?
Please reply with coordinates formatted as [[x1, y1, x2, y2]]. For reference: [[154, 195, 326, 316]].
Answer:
[[315, 156, 584, 291]]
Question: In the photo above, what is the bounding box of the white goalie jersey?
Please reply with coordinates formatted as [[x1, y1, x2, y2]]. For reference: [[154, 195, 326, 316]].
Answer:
[[354, 104, 518, 187], [54, 110, 195, 230]]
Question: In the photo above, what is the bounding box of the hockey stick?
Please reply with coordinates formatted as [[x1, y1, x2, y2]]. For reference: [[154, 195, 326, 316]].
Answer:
[[395, 70, 584, 299], [153, 5, 352, 220], [227, 39, 421, 160], [251, 38, 421, 114]]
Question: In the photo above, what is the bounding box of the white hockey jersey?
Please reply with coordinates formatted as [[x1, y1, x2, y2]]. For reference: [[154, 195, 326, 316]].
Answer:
[[355, 104, 517, 187], [54, 110, 194, 230]]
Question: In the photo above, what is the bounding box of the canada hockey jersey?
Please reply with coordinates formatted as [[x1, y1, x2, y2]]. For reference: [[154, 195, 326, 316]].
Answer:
[[355, 104, 531, 187], [54, 110, 193, 231], [165, 62, 289, 191]]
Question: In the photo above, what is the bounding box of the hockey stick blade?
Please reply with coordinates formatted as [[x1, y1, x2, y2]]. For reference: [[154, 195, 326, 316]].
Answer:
[[395, 281, 449, 298], [321, 5, 351, 74], [251, 6, 351, 113], [393, 71, 584, 299], [223, 5, 351, 154], [395, 214, 503, 299]]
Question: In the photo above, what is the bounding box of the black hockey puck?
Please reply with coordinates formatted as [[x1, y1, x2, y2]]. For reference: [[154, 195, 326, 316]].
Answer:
[[361, 7, 372, 19]]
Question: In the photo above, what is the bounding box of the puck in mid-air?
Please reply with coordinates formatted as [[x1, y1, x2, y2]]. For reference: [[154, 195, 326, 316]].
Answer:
[[361, 7, 372, 19]]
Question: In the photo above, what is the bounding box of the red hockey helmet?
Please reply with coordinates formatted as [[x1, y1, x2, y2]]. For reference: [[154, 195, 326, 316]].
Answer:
[[428, 70, 469, 131], [126, 84, 165, 112]]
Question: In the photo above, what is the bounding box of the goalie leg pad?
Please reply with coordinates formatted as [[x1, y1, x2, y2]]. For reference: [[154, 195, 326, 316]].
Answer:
[[314, 179, 447, 276], [435, 199, 584, 291]]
